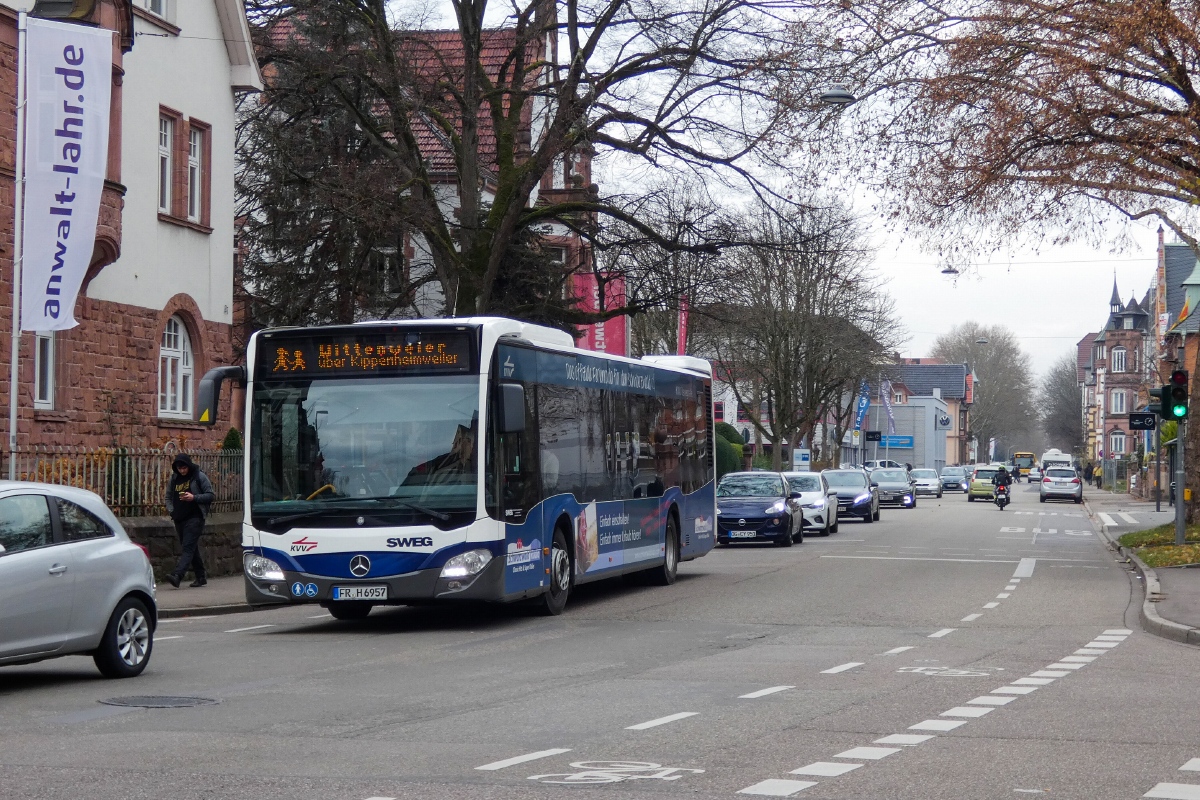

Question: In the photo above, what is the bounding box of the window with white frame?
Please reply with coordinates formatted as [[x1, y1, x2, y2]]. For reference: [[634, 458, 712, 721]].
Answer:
[[158, 116, 173, 213], [158, 316, 194, 419], [1110, 390, 1127, 414], [893, 392, 905, 404], [187, 127, 203, 221], [1109, 431, 1126, 455], [145, 0, 166, 15], [1111, 347, 1126, 372], [34, 333, 54, 410]]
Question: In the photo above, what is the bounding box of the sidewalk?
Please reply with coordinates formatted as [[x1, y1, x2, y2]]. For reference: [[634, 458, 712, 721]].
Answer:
[[1084, 489, 1200, 645], [154, 574, 253, 619]]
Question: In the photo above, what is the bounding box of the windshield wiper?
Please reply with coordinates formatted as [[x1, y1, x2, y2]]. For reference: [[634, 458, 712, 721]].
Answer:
[[365, 497, 452, 522]]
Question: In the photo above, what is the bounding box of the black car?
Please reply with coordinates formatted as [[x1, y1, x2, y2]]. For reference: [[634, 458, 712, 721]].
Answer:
[[871, 468, 917, 508], [716, 472, 804, 546], [822, 469, 880, 522], [940, 466, 968, 492]]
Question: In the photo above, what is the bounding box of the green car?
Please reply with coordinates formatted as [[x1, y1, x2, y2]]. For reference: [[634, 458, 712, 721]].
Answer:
[[967, 465, 1001, 501]]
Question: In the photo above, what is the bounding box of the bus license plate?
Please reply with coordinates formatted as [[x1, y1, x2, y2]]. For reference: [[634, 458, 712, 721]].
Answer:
[[332, 585, 388, 600]]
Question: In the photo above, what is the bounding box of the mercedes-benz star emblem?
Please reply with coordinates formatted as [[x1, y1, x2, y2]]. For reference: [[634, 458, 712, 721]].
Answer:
[[349, 555, 371, 577]]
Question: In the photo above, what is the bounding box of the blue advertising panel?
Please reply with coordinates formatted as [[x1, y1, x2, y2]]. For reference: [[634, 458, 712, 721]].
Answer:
[[880, 435, 914, 448]]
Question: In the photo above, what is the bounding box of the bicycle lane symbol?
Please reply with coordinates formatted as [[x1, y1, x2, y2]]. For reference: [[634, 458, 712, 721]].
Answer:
[[528, 761, 705, 785]]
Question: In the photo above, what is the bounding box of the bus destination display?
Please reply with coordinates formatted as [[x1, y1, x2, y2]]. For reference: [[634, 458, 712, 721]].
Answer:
[[257, 329, 474, 379]]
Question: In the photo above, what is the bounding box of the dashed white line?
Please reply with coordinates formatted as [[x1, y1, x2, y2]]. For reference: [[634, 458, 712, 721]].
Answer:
[[308, 613, 332, 619], [993, 686, 1039, 695], [1104, 628, 1133, 635], [928, 628, 956, 638], [983, 602, 1000, 609], [791, 762, 862, 776], [1030, 670, 1070, 678], [1144, 784, 1200, 799], [909, 719, 967, 731], [738, 779, 818, 796], [1084, 641, 1120, 649], [874, 733, 934, 745], [475, 748, 571, 771], [882, 646, 915, 655], [363, 796, 397, 800], [223, 624, 275, 634], [941, 706, 993, 718], [961, 614, 982, 622], [1004, 585, 1018, 590], [155, 635, 183, 641], [968, 696, 1015, 706], [740, 686, 794, 699], [1181, 759, 1200, 771], [1013, 558, 1037, 578], [821, 662, 864, 674], [1094, 635, 1128, 641], [1046, 662, 1085, 670], [834, 746, 901, 760], [626, 712, 698, 730], [1013, 677, 1055, 686], [1061, 656, 1096, 663], [996, 593, 1011, 599]]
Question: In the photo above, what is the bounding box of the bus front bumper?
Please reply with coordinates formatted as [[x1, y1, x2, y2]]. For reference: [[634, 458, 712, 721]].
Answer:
[[244, 553, 508, 607]]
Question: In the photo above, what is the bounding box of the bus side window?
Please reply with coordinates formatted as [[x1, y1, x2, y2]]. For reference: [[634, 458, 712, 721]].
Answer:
[[498, 383, 539, 517]]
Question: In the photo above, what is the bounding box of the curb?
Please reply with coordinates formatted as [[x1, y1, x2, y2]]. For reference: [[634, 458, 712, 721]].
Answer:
[[1084, 496, 1200, 646], [159, 602, 255, 619]]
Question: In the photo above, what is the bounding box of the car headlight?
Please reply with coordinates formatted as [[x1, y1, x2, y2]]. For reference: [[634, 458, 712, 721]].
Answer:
[[853, 492, 871, 504], [805, 499, 825, 509], [716, 506, 723, 515], [440, 549, 493, 579], [245, 553, 285, 581], [765, 501, 787, 514]]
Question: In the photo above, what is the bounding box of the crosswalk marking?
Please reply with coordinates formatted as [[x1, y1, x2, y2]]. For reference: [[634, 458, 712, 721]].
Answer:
[[1143, 783, 1200, 799], [1098, 513, 1118, 526], [1119, 512, 1139, 524]]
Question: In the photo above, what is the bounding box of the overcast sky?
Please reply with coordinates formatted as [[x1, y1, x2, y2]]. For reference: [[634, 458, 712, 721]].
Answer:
[[874, 218, 1163, 378]]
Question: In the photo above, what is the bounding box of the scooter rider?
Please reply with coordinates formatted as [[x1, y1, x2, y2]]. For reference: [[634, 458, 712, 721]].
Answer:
[[992, 465, 1013, 508]]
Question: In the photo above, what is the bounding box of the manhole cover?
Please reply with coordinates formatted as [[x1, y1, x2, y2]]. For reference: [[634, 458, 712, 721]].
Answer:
[[99, 696, 220, 709]]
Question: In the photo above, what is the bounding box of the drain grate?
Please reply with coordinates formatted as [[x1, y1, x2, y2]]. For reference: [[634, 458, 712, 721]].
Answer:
[[99, 696, 220, 709]]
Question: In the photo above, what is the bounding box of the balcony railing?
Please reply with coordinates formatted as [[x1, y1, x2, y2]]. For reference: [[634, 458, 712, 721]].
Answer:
[[2, 445, 243, 517]]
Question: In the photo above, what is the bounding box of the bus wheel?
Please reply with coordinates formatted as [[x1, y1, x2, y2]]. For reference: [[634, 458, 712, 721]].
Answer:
[[327, 602, 373, 620], [537, 528, 572, 616], [647, 516, 680, 586]]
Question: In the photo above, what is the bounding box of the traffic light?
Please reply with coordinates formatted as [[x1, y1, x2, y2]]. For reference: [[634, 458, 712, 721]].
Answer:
[[1149, 385, 1165, 418], [1167, 370, 1189, 420]]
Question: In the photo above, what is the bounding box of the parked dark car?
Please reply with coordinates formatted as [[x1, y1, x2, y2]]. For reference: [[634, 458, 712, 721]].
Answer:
[[716, 472, 804, 546], [822, 469, 880, 522], [872, 468, 917, 508]]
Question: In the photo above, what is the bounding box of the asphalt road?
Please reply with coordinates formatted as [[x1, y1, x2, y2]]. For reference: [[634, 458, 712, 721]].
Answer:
[[4, 482, 1200, 800]]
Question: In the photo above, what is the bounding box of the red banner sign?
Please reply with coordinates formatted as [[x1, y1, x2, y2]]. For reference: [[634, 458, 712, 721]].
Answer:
[[573, 272, 628, 356]]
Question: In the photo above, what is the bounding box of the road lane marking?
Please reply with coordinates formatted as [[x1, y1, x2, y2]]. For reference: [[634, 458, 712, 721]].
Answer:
[[223, 624, 275, 633], [1119, 513, 1139, 524], [308, 613, 332, 619], [821, 662, 864, 674], [928, 628, 956, 638], [791, 762, 862, 776], [833, 746, 901, 760], [1061, 656, 1096, 663], [909, 719, 967, 731], [1030, 670, 1070, 678], [476, 748, 572, 770], [740, 686, 794, 699], [1094, 635, 1128, 641], [822, 556, 1018, 564], [363, 796, 397, 799], [961, 614, 982, 622], [1181, 759, 1200, 771], [968, 696, 1015, 705], [626, 712, 698, 730], [1011, 578, 1020, 582], [738, 779, 817, 796], [1046, 662, 1085, 670], [993, 686, 1039, 694], [1105, 628, 1133, 635], [1144, 784, 1200, 799], [1075, 648, 1108, 655], [155, 635, 183, 641], [996, 593, 1011, 598], [1013, 677, 1054, 685], [941, 706, 993, 718], [1013, 558, 1037, 578], [1084, 641, 1120, 648], [882, 646, 914, 655], [983, 602, 1000, 609], [1005, 584, 1017, 590], [874, 734, 934, 745]]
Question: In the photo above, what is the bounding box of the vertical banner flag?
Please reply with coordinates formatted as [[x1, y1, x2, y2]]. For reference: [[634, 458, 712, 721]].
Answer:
[[676, 294, 689, 356], [21, 18, 112, 331], [880, 379, 896, 435], [573, 272, 628, 356], [852, 381, 871, 431]]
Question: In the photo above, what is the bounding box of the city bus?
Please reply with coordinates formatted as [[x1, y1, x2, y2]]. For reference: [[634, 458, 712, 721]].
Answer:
[[1012, 451, 1037, 480], [196, 318, 716, 618]]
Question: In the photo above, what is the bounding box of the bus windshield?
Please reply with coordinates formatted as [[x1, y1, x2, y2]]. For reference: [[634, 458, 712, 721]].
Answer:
[[1013, 452, 1036, 469], [249, 375, 480, 523]]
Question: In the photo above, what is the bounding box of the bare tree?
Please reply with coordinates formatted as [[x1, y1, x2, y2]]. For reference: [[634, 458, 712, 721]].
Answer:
[[1040, 352, 1085, 454], [695, 198, 902, 469]]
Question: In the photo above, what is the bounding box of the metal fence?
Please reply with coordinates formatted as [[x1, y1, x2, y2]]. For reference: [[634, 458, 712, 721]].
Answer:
[[2, 445, 243, 517], [1101, 457, 1130, 494]]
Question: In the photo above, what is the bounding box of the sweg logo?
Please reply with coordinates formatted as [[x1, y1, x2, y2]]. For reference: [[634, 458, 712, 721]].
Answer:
[[387, 536, 434, 548], [290, 536, 318, 552]]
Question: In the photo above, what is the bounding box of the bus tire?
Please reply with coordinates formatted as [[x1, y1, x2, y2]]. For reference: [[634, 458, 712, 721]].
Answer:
[[327, 602, 373, 620], [647, 516, 680, 586], [536, 528, 572, 615]]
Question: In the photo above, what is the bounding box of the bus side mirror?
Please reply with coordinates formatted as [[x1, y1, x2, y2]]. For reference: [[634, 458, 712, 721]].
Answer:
[[195, 366, 247, 426], [498, 382, 526, 434]]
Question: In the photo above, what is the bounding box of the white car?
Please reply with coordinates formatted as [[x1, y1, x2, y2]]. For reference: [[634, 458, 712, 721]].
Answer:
[[0, 482, 157, 678], [1027, 465, 1043, 481], [781, 472, 839, 535], [863, 459, 904, 470], [910, 469, 943, 498]]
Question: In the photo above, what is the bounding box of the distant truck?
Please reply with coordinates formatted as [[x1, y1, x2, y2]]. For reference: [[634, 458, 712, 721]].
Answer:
[[1040, 449, 1074, 471]]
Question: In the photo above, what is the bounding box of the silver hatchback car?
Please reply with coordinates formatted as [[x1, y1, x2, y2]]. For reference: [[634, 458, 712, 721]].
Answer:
[[0, 482, 157, 677], [1039, 468, 1083, 504]]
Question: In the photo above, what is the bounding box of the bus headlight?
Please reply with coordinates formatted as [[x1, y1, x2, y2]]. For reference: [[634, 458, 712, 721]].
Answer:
[[245, 553, 285, 581], [441, 549, 493, 578]]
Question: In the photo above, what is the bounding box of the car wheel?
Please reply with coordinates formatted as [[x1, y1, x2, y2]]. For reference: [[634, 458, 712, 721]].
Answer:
[[830, 513, 839, 534], [1074, 496, 1083, 504], [1039, 495, 1046, 503], [909, 498, 917, 509], [820, 515, 831, 536], [968, 495, 975, 502], [776, 519, 794, 547], [872, 507, 881, 522], [93, 596, 154, 679], [328, 601, 373, 620], [646, 516, 680, 585], [795, 521, 804, 544], [937, 491, 942, 499], [536, 527, 573, 615]]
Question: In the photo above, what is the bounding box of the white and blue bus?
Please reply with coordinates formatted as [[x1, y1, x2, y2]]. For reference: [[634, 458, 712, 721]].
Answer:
[[197, 317, 716, 618]]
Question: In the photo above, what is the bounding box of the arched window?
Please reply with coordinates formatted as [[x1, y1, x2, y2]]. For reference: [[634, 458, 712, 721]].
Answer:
[[1111, 347, 1126, 373], [158, 316, 194, 419]]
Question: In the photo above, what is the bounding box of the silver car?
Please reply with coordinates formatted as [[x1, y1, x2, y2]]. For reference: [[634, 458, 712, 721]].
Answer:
[[0, 482, 157, 678], [911, 469, 943, 498], [782, 472, 839, 535], [1039, 468, 1083, 504]]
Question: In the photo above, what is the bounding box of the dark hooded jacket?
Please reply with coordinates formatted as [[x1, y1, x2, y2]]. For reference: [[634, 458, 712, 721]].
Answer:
[[165, 454, 215, 521]]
